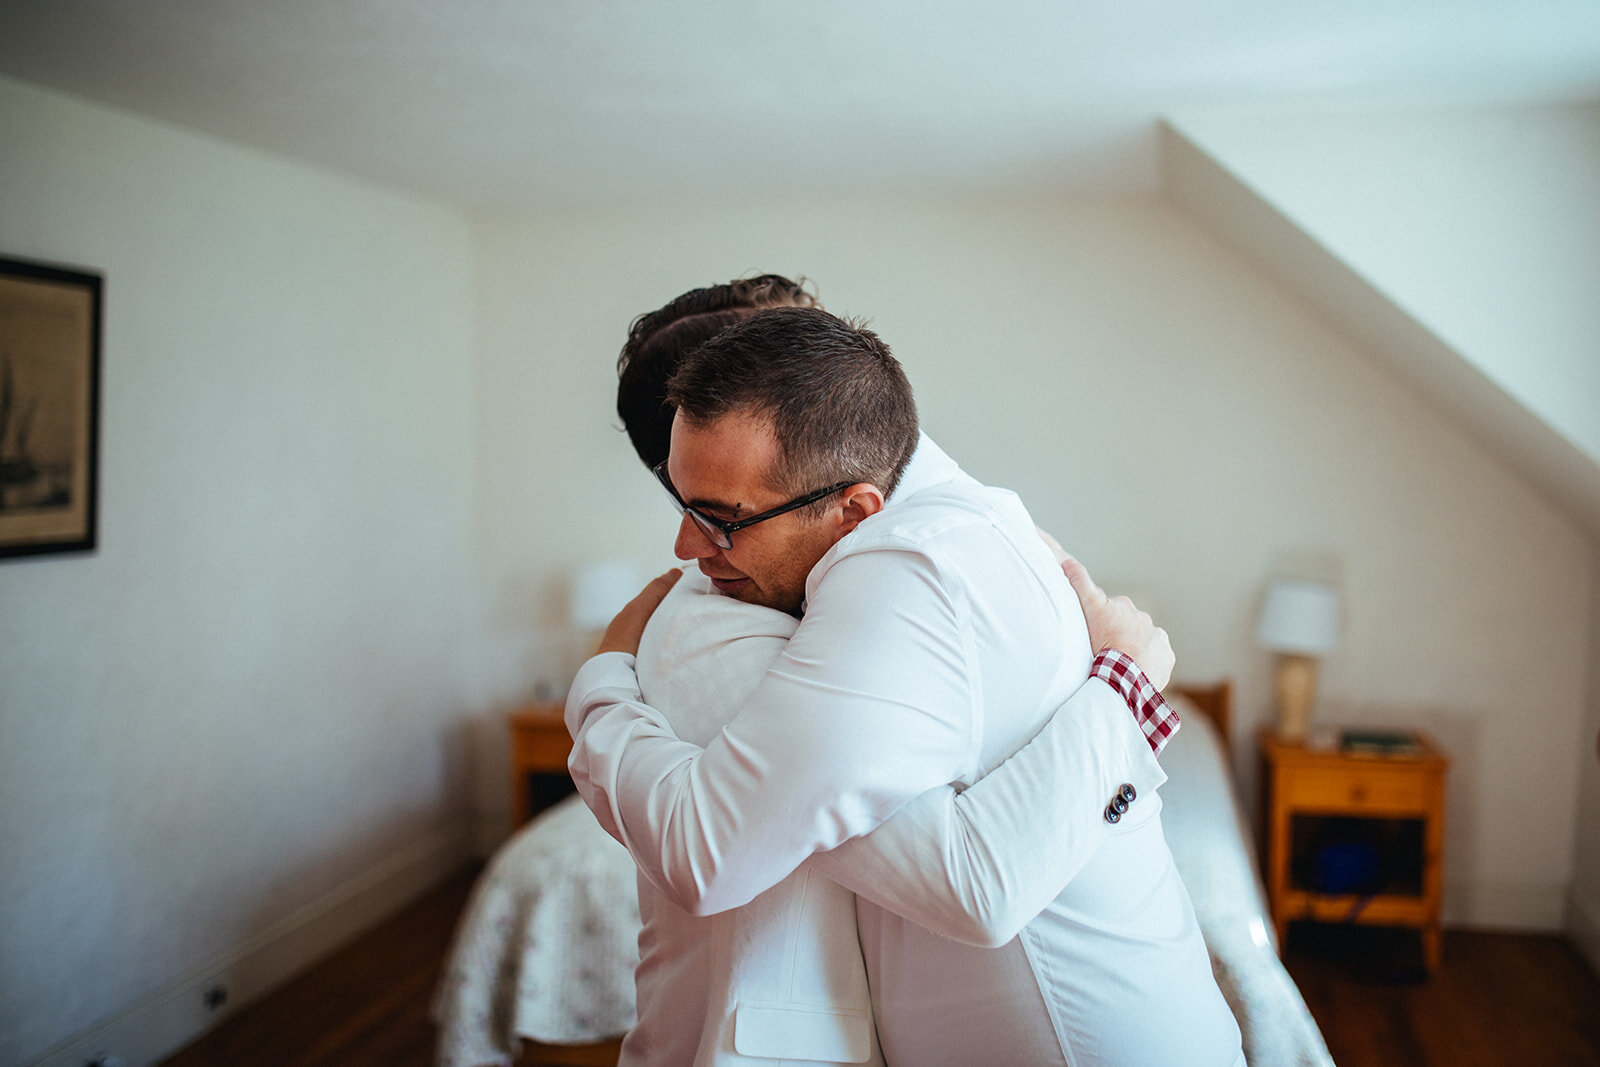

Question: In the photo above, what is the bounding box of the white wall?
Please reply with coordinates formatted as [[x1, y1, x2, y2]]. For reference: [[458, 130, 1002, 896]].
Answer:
[[0, 77, 478, 1066], [469, 195, 1593, 934], [1164, 100, 1600, 962]]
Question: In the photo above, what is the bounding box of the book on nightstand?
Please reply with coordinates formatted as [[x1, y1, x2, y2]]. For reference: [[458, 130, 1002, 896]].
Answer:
[[1339, 728, 1424, 757]]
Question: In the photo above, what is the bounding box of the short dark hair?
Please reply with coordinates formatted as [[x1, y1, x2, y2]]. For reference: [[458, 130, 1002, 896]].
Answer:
[[666, 306, 919, 499], [616, 275, 817, 468]]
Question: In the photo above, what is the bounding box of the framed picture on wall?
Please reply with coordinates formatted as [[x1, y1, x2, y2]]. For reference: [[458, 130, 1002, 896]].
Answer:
[[0, 256, 103, 559]]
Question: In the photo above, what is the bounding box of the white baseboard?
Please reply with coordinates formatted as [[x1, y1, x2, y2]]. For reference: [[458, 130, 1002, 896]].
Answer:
[[28, 821, 474, 1067], [1568, 888, 1600, 977], [1442, 877, 1568, 931]]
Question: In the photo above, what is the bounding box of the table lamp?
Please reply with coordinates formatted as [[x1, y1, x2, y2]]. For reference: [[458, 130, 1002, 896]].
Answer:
[[1256, 579, 1340, 742]]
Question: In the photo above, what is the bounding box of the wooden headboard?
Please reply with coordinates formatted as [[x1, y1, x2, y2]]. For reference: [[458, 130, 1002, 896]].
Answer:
[[1168, 679, 1233, 756]]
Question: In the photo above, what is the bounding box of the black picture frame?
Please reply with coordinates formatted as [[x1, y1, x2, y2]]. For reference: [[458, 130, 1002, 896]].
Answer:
[[0, 255, 103, 559]]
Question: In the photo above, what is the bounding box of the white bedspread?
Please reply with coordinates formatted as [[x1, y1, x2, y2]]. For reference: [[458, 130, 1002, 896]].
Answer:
[[435, 701, 1335, 1066], [1159, 701, 1335, 1067], [433, 794, 640, 1066]]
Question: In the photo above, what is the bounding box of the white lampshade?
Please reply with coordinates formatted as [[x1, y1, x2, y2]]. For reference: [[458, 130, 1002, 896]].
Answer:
[[570, 560, 644, 631], [1256, 580, 1340, 656]]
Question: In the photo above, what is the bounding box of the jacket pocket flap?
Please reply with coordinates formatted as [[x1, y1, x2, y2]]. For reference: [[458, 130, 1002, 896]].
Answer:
[[733, 1000, 873, 1062]]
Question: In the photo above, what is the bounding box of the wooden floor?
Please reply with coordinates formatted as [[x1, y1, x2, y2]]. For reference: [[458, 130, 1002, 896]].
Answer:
[[1283, 922, 1600, 1066], [160, 866, 483, 1067], [162, 864, 1600, 1067]]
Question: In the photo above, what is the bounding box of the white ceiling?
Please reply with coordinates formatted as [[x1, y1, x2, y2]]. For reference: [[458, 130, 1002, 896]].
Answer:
[[2, 1, 1599, 208]]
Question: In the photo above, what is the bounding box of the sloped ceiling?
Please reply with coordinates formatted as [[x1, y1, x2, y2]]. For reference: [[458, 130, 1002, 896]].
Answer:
[[1164, 107, 1600, 536], [0, 1, 1597, 205]]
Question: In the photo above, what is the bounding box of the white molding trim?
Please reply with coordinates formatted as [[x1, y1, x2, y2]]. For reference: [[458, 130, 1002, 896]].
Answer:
[[28, 822, 473, 1067]]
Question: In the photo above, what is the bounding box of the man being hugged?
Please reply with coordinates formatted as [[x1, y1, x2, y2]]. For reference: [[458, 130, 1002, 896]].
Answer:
[[573, 303, 1242, 1066]]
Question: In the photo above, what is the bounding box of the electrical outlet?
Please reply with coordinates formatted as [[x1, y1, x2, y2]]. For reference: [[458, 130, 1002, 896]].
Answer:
[[203, 983, 228, 1011]]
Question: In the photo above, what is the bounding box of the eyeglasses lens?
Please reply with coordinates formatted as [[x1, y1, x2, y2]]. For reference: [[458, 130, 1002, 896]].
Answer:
[[656, 464, 734, 549], [689, 510, 733, 550]]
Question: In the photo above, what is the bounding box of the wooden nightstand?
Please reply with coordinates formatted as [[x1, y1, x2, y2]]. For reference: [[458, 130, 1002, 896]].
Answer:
[[1259, 728, 1449, 971], [509, 702, 575, 826]]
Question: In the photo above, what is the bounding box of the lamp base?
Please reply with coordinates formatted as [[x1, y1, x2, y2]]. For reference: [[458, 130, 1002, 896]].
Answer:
[[1274, 653, 1318, 742]]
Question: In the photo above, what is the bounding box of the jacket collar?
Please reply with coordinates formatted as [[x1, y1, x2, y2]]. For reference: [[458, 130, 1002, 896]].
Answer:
[[886, 432, 960, 503]]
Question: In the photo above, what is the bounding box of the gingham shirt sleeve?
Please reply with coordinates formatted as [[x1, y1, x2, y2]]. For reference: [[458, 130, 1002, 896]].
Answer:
[[1090, 649, 1180, 755]]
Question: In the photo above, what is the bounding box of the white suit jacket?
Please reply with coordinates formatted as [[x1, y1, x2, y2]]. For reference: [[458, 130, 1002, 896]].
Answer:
[[571, 436, 1242, 1065], [622, 575, 879, 1066]]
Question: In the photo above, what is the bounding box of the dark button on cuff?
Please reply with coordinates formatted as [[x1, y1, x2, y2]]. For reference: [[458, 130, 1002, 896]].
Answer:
[[1110, 793, 1129, 815], [1120, 783, 1137, 804], [1104, 805, 1121, 824]]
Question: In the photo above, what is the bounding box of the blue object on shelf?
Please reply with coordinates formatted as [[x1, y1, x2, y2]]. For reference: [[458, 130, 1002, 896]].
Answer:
[[1312, 840, 1381, 894]]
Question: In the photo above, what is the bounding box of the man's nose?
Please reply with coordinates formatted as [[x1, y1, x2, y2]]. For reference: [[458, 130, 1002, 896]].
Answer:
[[674, 514, 718, 561]]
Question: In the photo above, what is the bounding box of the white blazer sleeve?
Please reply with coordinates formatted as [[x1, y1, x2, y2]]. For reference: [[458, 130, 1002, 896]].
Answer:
[[808, 676, 1167, 947], [567, 549, 978, 917]]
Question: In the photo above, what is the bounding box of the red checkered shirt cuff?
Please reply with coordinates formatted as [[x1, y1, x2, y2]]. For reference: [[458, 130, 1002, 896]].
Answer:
[[1090, 649, 1180, 755]]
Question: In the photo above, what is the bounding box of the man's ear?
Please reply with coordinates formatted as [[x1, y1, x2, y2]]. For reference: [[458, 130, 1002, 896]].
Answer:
[[834, 483, 886, 536]]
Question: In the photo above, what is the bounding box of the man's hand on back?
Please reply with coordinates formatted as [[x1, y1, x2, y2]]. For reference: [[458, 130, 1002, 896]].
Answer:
[[1061, 556, 1174, 690], [597, 569, 683, 656]]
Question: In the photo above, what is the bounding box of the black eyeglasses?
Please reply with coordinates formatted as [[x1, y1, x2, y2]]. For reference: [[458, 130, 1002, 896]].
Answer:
[[653, 461, 852, 550]]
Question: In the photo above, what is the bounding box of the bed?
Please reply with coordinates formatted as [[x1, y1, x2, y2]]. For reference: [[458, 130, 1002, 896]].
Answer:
[[433, 682, 1335, 1066]]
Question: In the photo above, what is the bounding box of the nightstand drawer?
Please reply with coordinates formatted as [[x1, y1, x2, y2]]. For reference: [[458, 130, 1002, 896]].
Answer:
[[509, 704, 574, 825], [513, 726, 572, 769], [1281, 764, 1433, 813]]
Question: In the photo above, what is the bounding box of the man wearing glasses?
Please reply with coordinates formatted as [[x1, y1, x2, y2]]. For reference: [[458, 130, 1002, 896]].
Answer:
[[572, 297, 1242, 1065]]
